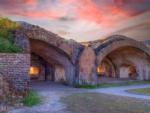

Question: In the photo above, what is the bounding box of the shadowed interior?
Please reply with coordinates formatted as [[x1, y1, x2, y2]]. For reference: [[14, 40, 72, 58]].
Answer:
[[29, 39, 75, 85], [97, 46, 150, 81]]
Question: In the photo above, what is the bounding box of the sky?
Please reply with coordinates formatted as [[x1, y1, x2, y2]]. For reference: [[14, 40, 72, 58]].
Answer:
[[0, 0, 149, 42]]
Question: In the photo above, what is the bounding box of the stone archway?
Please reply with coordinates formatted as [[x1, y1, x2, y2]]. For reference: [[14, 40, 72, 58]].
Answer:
[[29, 39, 75, 85], [30, 53, 56, 82], [96, 35, 150, 81], [97, 57, 116, 78], [14, 23, 84, 86], [96, 35, 150, 64], [15, 22, 83, 64]]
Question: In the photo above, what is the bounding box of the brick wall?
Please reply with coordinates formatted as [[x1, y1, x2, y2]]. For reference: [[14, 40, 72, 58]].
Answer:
[[0, 53, 30, 92]]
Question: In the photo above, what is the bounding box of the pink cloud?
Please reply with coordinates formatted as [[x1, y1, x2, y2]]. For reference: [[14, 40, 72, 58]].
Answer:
[[72, 0, 130, 27], [76, 0, 103, 23], [22, 10, 64, 19], [0, 0, 148, 27], [23, 0, 37, 7], [61, 0, 74, 5], [114, 0, 145, 5], [0, 0, 64, 19], [23, 0, 37, 6]]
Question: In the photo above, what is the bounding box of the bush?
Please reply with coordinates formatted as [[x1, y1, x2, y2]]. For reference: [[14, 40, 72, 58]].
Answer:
[[22, 91, 41, 107], [0, 17, 22, 53]]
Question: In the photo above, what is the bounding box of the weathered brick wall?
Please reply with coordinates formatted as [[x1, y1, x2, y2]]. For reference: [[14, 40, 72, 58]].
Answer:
[[0, 73, 25, 112], [0, 53, 30, 92]]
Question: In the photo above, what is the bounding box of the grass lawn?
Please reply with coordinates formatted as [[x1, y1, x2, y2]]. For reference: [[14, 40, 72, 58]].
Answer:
[[128, 88, 150, 95], [22, 91, 42, 107], [62, 93, 150, 113], [75, 80, 150, 89]]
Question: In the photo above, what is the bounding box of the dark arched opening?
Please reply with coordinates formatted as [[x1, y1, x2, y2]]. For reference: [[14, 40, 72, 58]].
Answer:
[[29, 39, 75, 85], [97, 46, 150, 82], [29, 53, 63, 82]]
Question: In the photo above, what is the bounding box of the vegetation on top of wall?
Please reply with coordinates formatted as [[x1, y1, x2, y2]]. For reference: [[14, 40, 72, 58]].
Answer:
[[0, 17, 22, 53]]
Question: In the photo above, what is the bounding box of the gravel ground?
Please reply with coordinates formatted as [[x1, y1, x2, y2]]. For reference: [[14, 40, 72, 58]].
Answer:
[[9, 81, 87, 113], [8, 81, 150, 113], [62, 93, 150, 113]]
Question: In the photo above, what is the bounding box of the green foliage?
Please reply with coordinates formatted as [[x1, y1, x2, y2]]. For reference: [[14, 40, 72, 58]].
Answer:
[[0, 17, 22, 53], [75, 80, 150, 89], [97, 80, 150, 88], [0, 17, 19, 30], [22, 91, 41, 107], [75, 84, 97, 89]]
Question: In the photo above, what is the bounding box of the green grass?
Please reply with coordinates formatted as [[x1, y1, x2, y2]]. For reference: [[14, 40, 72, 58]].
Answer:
[[128, 88, 150, 95], [22, 91, 41, 107], [0, 17, 22, 53], [62, 93, 150, 113], [75, 84, 97, 89], [75, 80, 150, 89]]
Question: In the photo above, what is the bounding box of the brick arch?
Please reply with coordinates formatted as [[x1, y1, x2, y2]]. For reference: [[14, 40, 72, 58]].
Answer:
[[25, 25, 71, 56], [15, 23, 84, 85], [15, 22, 84, 85], [96, 35, 150, 65], [15, 22, 83, 64], [30, 39, 76, 85], [30, 38, 72, 62]]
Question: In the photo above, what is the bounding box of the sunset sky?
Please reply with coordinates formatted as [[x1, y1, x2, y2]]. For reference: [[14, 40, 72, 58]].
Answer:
[[0, 0, 149, 42]]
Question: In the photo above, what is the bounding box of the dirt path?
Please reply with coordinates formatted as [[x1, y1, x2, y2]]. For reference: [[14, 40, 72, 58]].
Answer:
[[93, 84, 150, 100], [9, 81, 87, 113], [9, 82, 150, 113]]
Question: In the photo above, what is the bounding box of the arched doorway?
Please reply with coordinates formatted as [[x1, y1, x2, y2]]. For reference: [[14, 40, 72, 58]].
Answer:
[[29, 39, 75, 85], [95, 36, 150, 83], [97, 58, 116, 78], [97, 46, 150, 81], [119, 65, 137, 79], [29, 53, 66, 84]]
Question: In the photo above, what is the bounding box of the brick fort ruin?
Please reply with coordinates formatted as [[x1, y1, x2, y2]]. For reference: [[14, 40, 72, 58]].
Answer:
[[0, 22, 150, 92]]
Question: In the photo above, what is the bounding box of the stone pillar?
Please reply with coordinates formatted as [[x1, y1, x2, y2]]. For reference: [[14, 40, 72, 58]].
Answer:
[[64, 63, 76, 86], [78, 47, 97, 85]]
